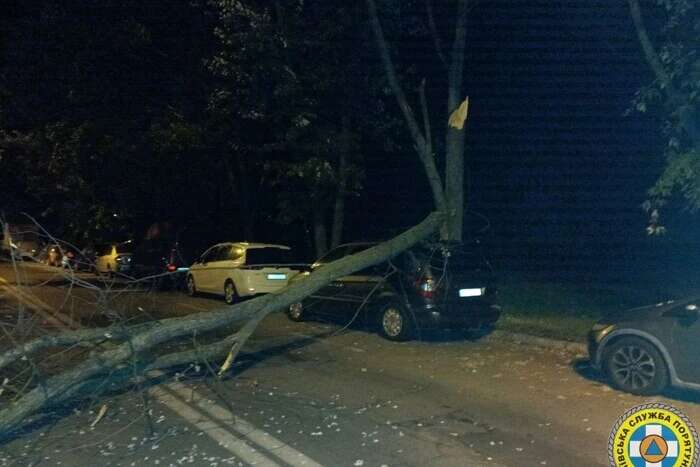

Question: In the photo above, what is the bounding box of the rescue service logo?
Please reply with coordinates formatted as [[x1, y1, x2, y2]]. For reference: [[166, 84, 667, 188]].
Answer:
[[608, 403, 698, 467]]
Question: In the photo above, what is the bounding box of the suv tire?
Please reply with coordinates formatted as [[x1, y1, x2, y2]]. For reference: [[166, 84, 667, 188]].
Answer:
[[224, 280, 238, 305], [288, 302, 305, 322], [603, 336, 669, 395], [378, 301, 412, 341], [186, 275, 197, 297]]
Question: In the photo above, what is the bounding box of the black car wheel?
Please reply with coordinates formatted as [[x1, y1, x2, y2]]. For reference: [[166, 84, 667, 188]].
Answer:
[[603, 336, 669, 395], [379, 302, 412, 341], [186, 275, 197, 297], [288, 302, 305, 321], [224, 280, 238, 305]]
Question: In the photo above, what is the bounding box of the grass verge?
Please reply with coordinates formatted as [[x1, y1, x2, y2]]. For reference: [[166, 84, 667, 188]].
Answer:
[[494, 279, 655, 342]]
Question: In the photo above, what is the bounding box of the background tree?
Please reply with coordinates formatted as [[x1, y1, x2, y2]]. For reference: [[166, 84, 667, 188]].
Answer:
[[0, 0, 213, 242], [207, 0, 391, 257], [627, 0, 699, 229]]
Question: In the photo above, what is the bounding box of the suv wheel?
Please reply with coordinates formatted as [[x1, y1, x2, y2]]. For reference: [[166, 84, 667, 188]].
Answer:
[[603, 336, 669, 395], [186, 275, 197, 297], [379, 302, 412, 341], [288, 302, 305, 321], [224, 280, 238, 305]]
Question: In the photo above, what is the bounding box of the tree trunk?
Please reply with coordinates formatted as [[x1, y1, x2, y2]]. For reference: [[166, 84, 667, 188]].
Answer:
[[331, 117, 350, 249], [331, 163, 345, 249], [237, 155, 255, 241], [0, 212, 443, 436], [313, 205, 328, 258], [444, 0, 468, 242]]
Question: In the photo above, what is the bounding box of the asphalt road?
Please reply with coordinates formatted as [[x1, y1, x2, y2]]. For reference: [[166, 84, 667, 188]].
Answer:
[[1, 261, 700, 467]]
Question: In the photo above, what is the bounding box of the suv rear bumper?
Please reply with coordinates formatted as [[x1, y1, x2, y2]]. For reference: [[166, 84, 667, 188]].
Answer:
[[410, 300, 501, 330]]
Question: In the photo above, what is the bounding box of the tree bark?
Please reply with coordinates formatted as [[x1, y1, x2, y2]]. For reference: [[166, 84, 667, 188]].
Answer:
[[0, 212, 443, 436], [444, 0, 468, 242], [331, 117, 350, 249], [238, 155, 255, 241], [313, 205, 328, 258]]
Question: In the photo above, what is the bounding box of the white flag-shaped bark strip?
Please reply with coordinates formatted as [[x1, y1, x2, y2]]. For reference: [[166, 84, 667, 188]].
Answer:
[[448, 97, 469, 130]]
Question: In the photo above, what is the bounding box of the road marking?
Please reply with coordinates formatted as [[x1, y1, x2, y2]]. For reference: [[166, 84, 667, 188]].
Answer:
[[152, 385, 280, 467], [161, 380, 324, 467], [0, 276, 79, 328], [0, 273, 324, 467]]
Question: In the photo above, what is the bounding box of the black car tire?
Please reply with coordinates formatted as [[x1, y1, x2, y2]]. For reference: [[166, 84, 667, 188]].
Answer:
[[378, 301, 412, 341], [288, 302, 305, 322], [224, 280, 238, 305], [603, 336, 669, 395], [186, 275, 197, 297]]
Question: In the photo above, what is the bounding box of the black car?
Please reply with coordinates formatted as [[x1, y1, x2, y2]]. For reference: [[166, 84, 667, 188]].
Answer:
[[286, 241, 500, 340], [588, 297, 700, 395], [130, 239, 191, 289]]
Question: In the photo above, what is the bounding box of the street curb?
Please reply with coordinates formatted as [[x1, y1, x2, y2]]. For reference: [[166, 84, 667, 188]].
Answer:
[[488, 329, 587, 354]]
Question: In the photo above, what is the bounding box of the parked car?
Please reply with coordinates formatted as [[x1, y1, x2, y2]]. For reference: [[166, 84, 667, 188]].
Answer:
[[2, 223, 41, 259], [39, 243, 88, 269], [60, 245, 92, 271], [286, 241, 500, 341], [95, 242, 133, 276], [130, 239, 191, 289], [186, 242, 301, 304], [11, 239, 41, 260], [588, 297, 700, 395], [36, 244, 60, 266]]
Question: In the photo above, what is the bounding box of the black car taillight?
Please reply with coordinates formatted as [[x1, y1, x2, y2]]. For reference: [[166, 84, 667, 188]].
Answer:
[[166, 263, 177, 272], [415, 269, 437, 299]]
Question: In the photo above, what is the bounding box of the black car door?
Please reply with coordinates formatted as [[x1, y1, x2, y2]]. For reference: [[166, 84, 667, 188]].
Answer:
[[336, 244, 391, 319], [667, 302, 700, 383], [306, 246, 354, 316]]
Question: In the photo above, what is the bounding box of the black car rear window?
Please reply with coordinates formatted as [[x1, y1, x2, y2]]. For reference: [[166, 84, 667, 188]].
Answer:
[[398, 244, 488, 274], [245, 247, 293, 265], [133, 240, 168, 261]]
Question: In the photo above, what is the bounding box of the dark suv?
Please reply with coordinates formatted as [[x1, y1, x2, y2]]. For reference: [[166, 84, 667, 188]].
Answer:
[[130, 239, 191, 289], [287, 241, 500, 340], [588, 297, 700, 395]]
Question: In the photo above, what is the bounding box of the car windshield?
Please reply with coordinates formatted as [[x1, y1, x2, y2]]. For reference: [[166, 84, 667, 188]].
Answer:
[[244, 247, 293, 265]]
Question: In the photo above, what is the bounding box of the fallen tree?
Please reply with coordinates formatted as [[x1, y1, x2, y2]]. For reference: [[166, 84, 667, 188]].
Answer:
[[0, 211, 442, 437]]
